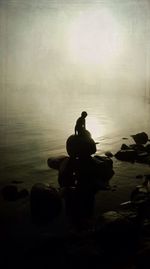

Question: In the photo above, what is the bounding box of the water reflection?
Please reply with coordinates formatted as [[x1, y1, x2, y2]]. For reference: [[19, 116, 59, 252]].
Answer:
[[0, 91, 150, 184]]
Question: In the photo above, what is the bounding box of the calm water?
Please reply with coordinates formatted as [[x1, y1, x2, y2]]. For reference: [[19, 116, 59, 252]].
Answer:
[[0, 91, 150, 187]]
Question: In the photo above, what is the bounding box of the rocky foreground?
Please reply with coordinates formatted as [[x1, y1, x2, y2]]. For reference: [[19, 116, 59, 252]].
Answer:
[[1, 132, 150, 269]]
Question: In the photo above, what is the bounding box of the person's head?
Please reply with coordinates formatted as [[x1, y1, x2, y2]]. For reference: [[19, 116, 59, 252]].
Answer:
[[81, 111, 88, 118]]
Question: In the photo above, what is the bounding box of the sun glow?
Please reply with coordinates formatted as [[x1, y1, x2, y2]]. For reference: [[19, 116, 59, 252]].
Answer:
[[87, 116, 104, 140], [68, 9, 123, 65]]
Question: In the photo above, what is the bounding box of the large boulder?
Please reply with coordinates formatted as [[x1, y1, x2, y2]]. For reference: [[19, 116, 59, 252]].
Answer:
[[115, 146, 150, 164], [66, 134, 96, 157], [95, 211, 138, 253], [30, 183, 62, 222], [131, 132, 148, 144], [47, 155, 68, 170], [58, 156, 114, 191], [79, 156, 114, 190], [115, 149, 136, 162]]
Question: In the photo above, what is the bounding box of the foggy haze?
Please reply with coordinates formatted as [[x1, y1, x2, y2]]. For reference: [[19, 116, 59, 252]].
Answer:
[[0, 0, 150, 97]]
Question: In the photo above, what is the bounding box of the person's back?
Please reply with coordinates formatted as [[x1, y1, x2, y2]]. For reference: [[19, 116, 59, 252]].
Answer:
[[75, 111, 87, 135]]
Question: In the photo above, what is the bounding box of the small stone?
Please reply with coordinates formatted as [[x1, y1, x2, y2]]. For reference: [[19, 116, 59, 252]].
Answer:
[[105, 151, 113, 157]]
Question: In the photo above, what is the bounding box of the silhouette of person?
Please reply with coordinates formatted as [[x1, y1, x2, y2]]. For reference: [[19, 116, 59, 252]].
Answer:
[[75, 111, 88, 135]]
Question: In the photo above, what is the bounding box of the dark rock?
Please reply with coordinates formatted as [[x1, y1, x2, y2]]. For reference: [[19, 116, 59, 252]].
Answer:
[[136, 152, 149, 163], [136, 154, 150, 164], [131, 132, 148, 144], [117, 142, 150, 164], [95, 211, 138, 253], [94, 155, 113, 166], [47, 155, 68, 170], [78, 156, 114, 190], [58, 156, 114, 191], [129, 143, 145, 151], [145, 144, 150, 153], [121, 144, 129, 150], [1, 185, 29, 201], [30, 183, 62, 222], [1, 185, 19, 201], [66, 134, 96, 157], [122, 137, 128, 140], [115, 149, 136, 162], [104, 151, 113, 157]]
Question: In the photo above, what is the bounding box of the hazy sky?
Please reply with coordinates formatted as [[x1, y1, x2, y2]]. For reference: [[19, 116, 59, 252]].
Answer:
[[0, 0, 150, 96]]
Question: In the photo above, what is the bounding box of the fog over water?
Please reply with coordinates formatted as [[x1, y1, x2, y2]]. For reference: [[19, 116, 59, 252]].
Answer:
[[0, 0, 150, 184]]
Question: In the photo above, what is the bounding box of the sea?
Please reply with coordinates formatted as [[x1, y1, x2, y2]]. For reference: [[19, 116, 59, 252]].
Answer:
[[0, 90, 150, 188]]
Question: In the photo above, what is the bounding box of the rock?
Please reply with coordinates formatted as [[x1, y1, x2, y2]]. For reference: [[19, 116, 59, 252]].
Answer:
[[131, 132, 148, 144], [116, 142, 150, 164], [136, 154, 150, 165], [1, 185, 19, 201], [136, 152, 149, 163], [95, 211, 138, 253], [115, 149, 136, 162], [129, 143, 145, 151], [76, 156, 114, 191], [30, 183, 62, 222], [1, 185, 28, 201], [94, 155, 113, 167], [145, 144, 150, 153], [104, 151, 113, 157], [66, 134, 96, 157], [58, 156, 114, 191], [47, 156, 68, 170], [121, 144, 130, 150]]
